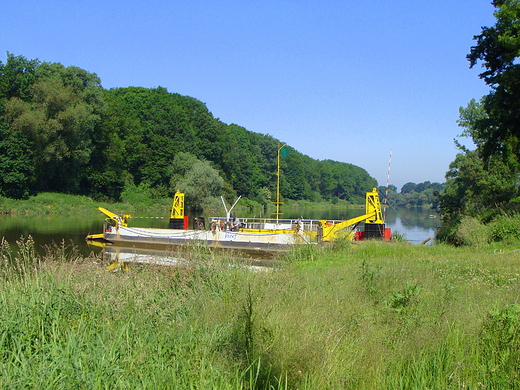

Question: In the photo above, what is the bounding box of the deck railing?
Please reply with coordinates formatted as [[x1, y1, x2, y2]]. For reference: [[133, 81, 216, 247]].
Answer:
[[207, 217, 343, 233]]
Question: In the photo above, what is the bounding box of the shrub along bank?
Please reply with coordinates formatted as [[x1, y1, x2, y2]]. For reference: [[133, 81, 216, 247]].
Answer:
[[437, 212, 520, 247], [1, 240, 520, 389]]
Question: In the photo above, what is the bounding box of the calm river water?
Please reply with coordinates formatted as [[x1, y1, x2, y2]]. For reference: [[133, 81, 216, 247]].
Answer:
[[0, 206, 439, 257]]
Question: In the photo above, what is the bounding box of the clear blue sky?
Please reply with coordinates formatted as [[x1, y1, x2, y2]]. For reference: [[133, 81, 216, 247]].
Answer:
[[2, 1, 497, 190]]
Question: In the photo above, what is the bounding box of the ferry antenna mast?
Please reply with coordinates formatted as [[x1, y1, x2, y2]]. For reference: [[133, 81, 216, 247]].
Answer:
[[384, 149, 392, 221]]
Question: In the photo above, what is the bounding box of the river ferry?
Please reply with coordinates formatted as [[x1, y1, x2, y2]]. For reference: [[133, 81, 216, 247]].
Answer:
[[86, 189, 390, 252]]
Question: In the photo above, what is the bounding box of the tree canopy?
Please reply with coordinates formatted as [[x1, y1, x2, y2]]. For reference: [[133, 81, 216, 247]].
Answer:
[[0, 53, 377, 208], [439, 0, 520, 240], [466, 0, 520, 169], [0, 54, 104, 197], [378, 181, 444, 209]]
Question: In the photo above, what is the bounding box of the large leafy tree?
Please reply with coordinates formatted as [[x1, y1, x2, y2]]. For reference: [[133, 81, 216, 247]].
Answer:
[[0, 54, 39, 198], [175, 160, 224, 212], [219, 124, 263, 198], [467, 0, 520, 169], [0, 122, 34, 198], [97, 87, 226, 198], [0, 53, 39, 101], [318, 160, 376, 203], [441, 150, 517, 224], [401, 182, 418, 194], [4, 60, 105, 193], [440, 1, 520, 227]]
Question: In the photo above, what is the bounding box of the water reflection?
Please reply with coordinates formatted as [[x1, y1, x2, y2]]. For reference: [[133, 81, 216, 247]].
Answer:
[[101, 244, 277, 271], [276, 206, 439, 244], [0, 214, 105, 256], [0, 206, 440, 257], [103, 246, 186, 270]]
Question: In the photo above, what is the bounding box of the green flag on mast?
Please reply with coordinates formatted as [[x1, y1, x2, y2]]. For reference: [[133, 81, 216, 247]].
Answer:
[[280, 146, 289, 158]]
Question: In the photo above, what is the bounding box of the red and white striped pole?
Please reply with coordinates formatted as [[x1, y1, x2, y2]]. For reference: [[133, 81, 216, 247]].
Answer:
[[384, 149, 392, 221]]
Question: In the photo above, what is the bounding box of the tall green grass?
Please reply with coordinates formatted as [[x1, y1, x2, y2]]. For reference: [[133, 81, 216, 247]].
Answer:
[[1, 240, 520, 388]]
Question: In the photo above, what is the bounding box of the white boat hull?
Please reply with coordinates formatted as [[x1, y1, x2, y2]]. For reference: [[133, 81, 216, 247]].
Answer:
[[104, 226, 314, 252]]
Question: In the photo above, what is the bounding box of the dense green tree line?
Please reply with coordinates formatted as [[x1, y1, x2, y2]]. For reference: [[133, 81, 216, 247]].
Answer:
[[0, 53, 376, 209], [438, 0, 520, 243], [379, 181, 444, 208]]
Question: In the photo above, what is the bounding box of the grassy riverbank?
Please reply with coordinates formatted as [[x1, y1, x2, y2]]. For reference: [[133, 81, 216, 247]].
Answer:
[[1, 240, 520, 389], [0, 193, 171, 216], [0, 192, 361, 217]]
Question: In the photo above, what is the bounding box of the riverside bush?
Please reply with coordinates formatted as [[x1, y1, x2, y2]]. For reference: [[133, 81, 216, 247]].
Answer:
[[439, 212, 520, 247], [489, 213, 520, 243], [456, 216, 490, 246]]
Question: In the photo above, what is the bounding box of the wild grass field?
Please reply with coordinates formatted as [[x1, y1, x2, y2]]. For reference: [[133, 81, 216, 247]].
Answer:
[[1, 238, 519, 389]]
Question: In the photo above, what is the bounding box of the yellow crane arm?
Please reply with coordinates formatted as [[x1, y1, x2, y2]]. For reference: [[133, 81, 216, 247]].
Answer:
[[98, 207, 129, 227], [98, 207, 120, 220], [319, 211, 376, 241]]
